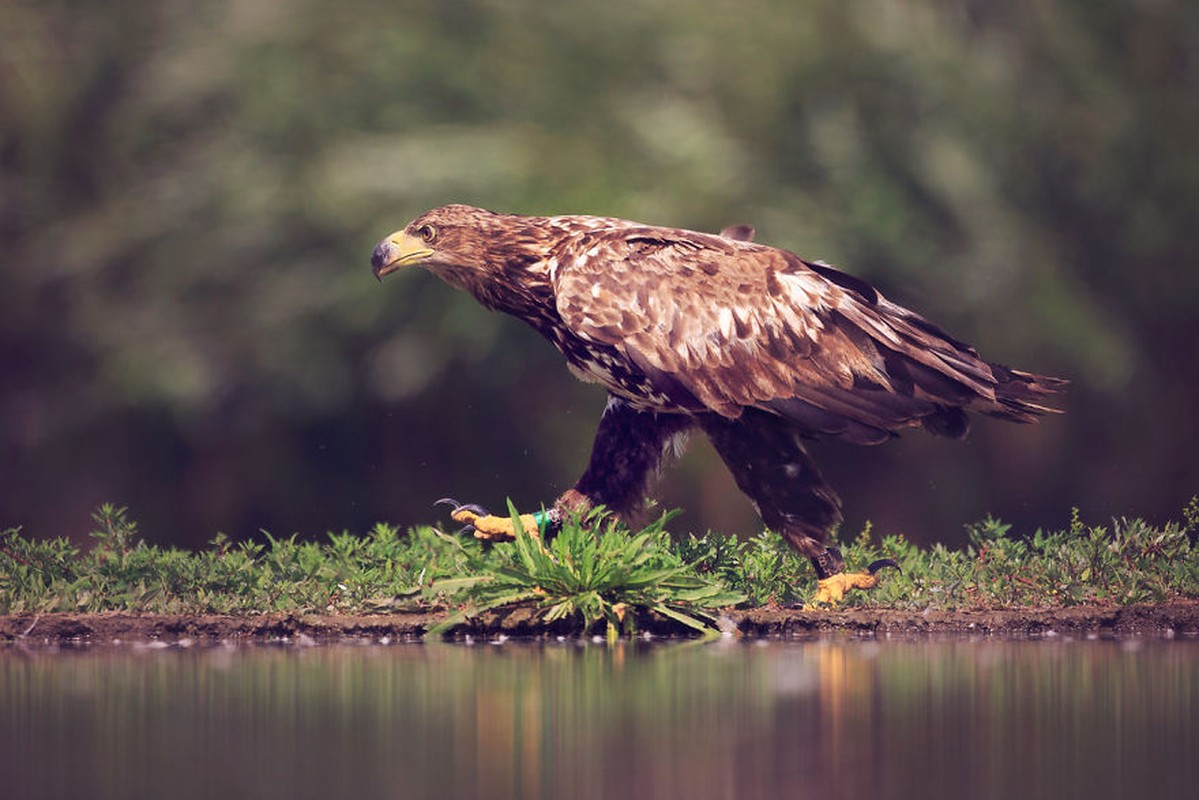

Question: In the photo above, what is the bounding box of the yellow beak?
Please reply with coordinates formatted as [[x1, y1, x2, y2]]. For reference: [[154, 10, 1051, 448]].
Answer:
[[371, 231, 434, 280]]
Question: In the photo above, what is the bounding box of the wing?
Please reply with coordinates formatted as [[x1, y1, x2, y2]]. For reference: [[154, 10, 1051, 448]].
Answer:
[[554, 226, 1055, 444]]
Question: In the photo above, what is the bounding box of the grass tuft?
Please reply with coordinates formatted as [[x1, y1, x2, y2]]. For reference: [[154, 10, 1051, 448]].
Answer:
[[424, 503, 745, 639]]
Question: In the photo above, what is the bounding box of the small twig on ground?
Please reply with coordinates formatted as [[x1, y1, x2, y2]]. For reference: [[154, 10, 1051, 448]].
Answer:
[[20, 614, 41, 637]]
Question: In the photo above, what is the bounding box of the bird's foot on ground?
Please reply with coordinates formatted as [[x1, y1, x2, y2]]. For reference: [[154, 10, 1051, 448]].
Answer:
[[435, 498, 543, 542], [808, 552, 901, 607], [812, 571, 880, 605]]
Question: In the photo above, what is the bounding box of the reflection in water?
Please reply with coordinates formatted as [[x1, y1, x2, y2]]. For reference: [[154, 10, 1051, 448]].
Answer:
[[2, 638, 1197, 800]]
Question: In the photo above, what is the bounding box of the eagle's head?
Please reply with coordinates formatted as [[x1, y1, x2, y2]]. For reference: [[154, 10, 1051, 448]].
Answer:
[[371, 204, 557, 312], [371, 204, 507, 279]]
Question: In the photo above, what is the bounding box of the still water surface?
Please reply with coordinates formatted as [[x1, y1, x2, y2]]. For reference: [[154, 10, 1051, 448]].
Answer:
[[3, 637, 1197, 800]]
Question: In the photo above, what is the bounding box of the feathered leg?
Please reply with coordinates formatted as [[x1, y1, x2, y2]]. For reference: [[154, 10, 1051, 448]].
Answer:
[[444, 396, 692, 538], [698, 409, 896, 606], [557, 396, 694, 520]]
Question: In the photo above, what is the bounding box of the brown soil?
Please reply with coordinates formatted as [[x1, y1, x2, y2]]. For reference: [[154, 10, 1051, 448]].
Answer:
[[3, 601, 1198, 645]]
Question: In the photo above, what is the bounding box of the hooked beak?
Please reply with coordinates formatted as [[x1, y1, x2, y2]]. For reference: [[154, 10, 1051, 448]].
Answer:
[[371, 231, 434, 280]]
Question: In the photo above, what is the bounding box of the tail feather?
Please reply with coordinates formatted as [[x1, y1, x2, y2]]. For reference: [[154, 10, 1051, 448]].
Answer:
[[986, 365, 1068, 422]]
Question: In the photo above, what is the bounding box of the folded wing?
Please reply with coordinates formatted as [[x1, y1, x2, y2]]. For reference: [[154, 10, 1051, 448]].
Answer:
[[554, 227, 1063, 444]]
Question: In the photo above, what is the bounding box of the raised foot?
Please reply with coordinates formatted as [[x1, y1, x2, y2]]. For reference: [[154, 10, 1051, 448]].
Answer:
[[435, 498, 541, 542]]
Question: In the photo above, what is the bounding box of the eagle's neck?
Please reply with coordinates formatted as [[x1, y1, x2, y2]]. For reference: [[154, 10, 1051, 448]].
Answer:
[[442, 217, 574, 327], [432, 247, 559, 331], [473, 263, 558, 328]]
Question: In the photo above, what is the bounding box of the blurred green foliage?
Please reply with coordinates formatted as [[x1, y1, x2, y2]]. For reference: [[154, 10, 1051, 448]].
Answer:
[[2, 1, 1197, 545]]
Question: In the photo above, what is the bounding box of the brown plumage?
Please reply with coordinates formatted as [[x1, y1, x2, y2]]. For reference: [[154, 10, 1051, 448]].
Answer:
[[372, 204, 1064, 589]]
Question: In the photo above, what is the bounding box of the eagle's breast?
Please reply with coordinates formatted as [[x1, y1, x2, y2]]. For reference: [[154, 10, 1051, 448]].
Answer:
[[546, 325, 677, 411]]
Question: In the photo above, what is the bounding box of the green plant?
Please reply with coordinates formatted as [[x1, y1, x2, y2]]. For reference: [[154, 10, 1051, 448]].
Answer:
[[425, 504, 745, 640]]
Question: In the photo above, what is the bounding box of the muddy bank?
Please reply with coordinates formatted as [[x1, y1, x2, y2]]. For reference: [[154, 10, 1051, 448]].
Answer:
[[732, 601, 1199, 638], [3, 601, 1198, 645]]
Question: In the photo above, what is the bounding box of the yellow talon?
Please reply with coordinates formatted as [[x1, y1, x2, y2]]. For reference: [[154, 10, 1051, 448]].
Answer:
[[449, 507, 541, 542], [811, 571, 880, 606]]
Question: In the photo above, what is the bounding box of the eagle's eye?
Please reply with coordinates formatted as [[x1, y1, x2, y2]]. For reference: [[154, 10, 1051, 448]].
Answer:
[[415, 224, 437, 244]]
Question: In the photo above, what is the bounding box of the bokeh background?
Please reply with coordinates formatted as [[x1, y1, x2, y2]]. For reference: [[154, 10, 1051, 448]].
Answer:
[[3, 0, 1196, 549]]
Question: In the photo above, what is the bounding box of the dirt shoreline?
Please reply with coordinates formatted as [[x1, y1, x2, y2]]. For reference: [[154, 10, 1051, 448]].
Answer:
[[3, 600, 1198, 645]]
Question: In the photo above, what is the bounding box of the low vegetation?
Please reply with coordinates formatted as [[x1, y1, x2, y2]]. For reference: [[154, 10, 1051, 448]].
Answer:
[[2, 500, 1197, 636]]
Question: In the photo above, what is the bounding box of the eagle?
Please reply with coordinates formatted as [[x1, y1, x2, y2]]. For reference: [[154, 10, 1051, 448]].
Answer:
[[372, 204, 1064, 605]]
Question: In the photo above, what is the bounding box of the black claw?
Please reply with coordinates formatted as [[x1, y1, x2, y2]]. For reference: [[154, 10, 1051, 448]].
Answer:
[[868, 558, 902, 575], [434, 497, 491, 516], [436, 497, 490, 540]]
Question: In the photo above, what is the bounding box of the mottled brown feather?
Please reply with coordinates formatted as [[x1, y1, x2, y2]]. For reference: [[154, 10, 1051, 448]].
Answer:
[[386, 205, 1064, 444]]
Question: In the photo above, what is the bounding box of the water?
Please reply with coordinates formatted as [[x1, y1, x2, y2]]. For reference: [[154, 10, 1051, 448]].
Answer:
[[3, 637, 1197, 800]]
